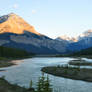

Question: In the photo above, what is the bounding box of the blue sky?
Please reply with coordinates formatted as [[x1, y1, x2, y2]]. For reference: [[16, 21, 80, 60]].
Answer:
[[0, 0, 92, 38]]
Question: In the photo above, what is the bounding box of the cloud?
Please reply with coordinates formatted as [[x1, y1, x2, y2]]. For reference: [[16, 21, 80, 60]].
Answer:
[[32, 9, 36, 14], [13, 4, 19, 9]]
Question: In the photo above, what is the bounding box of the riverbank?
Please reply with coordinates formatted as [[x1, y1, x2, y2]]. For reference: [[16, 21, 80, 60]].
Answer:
[[0, 56, 34, 68], [56, 54, 92, 59], [69, 59, 92, 66], [0, 60, 16, 68], [0, 57, 15, 68], [0, 73, 52, 92], [41, 65, 92, 82], [0, 77, 30, 92]]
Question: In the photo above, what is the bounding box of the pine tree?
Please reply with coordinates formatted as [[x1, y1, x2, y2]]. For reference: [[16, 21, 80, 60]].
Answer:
[[28, 80, 35, 92], [37, 77, 42, 92], [30, 80, 33, 88], [44, 75, 52, 92], [36, 73, 52, 92]]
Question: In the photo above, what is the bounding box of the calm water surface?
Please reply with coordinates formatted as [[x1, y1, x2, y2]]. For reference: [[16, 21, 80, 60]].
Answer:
[[0, 57, 92, 92]]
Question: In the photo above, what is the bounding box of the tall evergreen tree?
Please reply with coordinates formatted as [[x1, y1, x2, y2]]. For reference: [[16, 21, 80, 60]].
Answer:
[[36, 73, 52, 92]]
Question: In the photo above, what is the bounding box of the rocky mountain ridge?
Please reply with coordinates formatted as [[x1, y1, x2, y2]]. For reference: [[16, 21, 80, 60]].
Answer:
[[0, 13, 40, 35], [0, 13, 67, 54]]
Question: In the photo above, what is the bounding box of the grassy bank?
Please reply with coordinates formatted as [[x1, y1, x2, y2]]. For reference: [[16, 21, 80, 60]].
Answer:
[[0, 77, 29, 92], [0, 59, 15, 68], [69, 59, 92, 66], [0, 57, 15, 68], [41, 65, 92, 82]]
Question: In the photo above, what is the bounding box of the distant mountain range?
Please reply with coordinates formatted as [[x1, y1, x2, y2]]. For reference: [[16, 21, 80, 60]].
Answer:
[[0, 13, 67, 54], [0, 13, 92, 55], [67, 30, 92, 52], [56, 30, 92, 53]]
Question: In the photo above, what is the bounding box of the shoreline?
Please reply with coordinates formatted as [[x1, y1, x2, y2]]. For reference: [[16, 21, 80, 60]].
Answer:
[[69, 59, 92, 66], [41, 65, 92, 82], [0, 56, 33, 68], [0, 60, 16, 68], [0, 77, 30, 92]]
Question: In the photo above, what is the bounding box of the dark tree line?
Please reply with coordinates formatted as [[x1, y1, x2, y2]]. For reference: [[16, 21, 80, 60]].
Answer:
[[0, 46, 33, 58], [71, 47, 92, 56]]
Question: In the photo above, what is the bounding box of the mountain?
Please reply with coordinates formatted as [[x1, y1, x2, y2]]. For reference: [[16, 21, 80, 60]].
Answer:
[[0, 13, 67, 54], [56, 29, 92, 53], [80, 29, 92, 37], [56, 35, 78, 43], [78, 29, 92, 40], [0, 13, 40, 35], [67, 30, 92, 52], [56, 35, 78, 52]]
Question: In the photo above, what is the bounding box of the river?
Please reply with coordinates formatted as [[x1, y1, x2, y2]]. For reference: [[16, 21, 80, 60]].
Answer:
[[0, 57, 92, 92]]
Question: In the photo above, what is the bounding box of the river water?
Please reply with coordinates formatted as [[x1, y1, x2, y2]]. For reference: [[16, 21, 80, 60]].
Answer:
[[0, 57, 92, 92]]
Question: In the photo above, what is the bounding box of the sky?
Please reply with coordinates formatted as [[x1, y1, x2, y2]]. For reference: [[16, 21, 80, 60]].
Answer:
[[0, 0, 92, 38]]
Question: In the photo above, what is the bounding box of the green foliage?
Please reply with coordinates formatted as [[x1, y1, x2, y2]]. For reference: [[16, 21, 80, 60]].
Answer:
[[0, 46, 33, 58], [71, 47, 92, 56], [30, 80, 33, 88], [44, 75, 52, 92], [36, 73, 52, 92]]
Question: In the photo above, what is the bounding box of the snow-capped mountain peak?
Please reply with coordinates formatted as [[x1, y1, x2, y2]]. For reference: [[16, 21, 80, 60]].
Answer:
[[78, 29, 92, 41], [79, 29, 92, 38], [56, 35, 78, 43], [58, 35, 71, 41]]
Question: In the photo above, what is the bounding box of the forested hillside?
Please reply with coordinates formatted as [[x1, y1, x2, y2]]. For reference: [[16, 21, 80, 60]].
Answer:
[[71, 47, 92, 56], [0, 46, 33, 58]]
